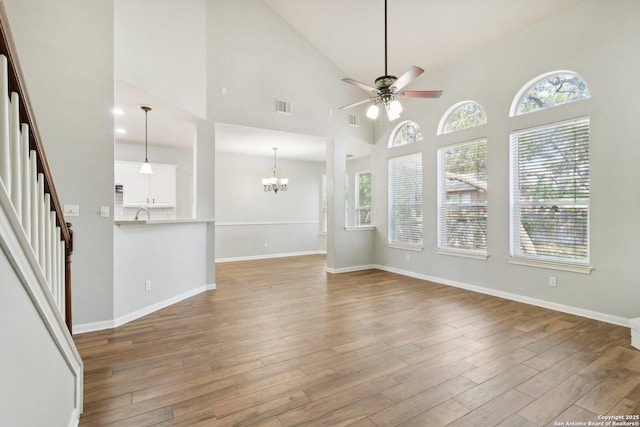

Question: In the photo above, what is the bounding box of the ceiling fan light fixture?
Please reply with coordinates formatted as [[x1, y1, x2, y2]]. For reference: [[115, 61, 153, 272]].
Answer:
[[366, 104, 380, 120], [338, 0, 442, 121], [386, 107, 401, 121], [389, 99, 403, 115]]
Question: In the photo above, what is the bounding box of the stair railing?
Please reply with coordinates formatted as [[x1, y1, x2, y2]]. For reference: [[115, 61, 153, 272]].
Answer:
[[0, 5, 73, 333]]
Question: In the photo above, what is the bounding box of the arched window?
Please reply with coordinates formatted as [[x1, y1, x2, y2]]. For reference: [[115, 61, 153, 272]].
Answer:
[[511, 70, 590, 116], [389, 120, 423, 148], [438, 101, 487, 135]]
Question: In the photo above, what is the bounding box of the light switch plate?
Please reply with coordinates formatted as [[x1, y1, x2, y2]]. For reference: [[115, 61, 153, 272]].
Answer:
[[100, 206, 110, 218], [64, 205, 79, 217]]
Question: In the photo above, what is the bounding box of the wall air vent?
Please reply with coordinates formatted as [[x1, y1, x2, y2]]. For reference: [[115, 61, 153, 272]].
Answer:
[[276, 99, 292, 115], [348, 114, 360, 127]]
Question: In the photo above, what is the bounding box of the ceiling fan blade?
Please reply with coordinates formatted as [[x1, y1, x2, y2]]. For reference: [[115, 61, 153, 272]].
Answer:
[[389, 66, 424, 91], [342, 78, 378, 94], [339, 98, 375, 110], [401, 90, 443, 98]]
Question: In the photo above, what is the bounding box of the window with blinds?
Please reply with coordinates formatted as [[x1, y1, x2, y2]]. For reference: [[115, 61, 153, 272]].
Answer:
[[509, 117, 590, 265], [437, 139, 487, 254], [355, 171, 372, 226], [388, 153, 422, 247]]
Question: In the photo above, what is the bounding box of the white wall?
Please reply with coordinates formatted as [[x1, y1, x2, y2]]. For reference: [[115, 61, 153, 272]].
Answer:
[[114, 0, 206, 118], [113, 222, 208, 322], [207, 0, 372, 143], [116, 141, 194, 218], [4, 0, 115, 326], [0, 251, 76, 426], [215, 151, 325, 260], [370, 0, 640, 322], [207, 0, 375, 269]]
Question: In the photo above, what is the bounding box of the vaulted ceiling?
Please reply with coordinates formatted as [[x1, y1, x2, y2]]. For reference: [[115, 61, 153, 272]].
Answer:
[[115, 0, 585, 160], [264, 0, 584, 83]]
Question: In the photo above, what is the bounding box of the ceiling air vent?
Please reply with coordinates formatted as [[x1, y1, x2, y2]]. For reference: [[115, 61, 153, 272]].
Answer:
[[276, 99, 292, 115], [348, 114, 360, 127]]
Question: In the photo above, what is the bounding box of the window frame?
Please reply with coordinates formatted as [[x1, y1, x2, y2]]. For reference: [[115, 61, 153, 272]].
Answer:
[[437, 138, 488, 259], [508, 116, 592, 273], [321, 174, 327, 234], [354, 170, 372, 227], [510, 70, 591, 117], [387, 152, 423, 250], [437, 100, 488, 135], [389, 120, 423, 148]]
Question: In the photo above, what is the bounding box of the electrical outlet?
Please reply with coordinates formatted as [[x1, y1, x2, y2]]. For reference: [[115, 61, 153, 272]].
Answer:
[[145, 280, 151, 291], [406, 254, 411, 261], [549, 276, 557, 287], [100, 206, 110, 218], [264, 242, 268, 248]]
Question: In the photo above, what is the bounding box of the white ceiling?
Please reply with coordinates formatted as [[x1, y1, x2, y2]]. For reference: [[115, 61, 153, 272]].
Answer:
[[215, 122, 372, 161], [264, 0, 584, 84], [114, 80, 196, 148], [115, 0, 585, 160]]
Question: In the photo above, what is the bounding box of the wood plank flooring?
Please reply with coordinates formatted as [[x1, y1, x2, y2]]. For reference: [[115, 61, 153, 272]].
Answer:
[[74, 255, 640, 426]]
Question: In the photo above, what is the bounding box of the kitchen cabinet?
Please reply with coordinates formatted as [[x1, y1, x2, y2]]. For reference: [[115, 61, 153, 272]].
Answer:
[[117, 161, 176, 208]]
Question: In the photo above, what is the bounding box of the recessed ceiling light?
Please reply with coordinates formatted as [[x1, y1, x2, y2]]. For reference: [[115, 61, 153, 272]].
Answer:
[[115, 127, 127, 134], [112, 108, 125, 116]]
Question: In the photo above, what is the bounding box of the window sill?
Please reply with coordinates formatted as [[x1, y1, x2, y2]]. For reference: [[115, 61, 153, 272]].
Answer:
[[388, 244, 423, 252], [507, 256, 592, 274], [437, 248, 488, 260], [344, 226, 376, 232]]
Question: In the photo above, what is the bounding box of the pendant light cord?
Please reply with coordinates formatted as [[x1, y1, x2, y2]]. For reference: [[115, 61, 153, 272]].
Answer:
[[144, 109, 149, 162], [384, 0, 388, 76]]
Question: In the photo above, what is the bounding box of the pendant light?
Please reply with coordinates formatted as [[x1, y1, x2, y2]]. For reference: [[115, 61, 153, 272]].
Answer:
[[139, 105, 153, 174]]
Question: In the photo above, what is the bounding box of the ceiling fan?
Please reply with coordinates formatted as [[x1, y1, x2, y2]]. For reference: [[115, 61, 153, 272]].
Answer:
[[339, 0, 443, 121]]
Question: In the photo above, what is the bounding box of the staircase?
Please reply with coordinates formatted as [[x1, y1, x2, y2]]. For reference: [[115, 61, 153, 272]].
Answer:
[[0, 2, 82, 426]]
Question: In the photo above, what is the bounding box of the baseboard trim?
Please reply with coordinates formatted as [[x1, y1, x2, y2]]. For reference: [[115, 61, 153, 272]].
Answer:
[[373, 264, 631, 328], [74, 286, 212, 333], [73, 319, 115, 334], [206, 283, 217, 290], [216, 250, 326, 263], [631, 318, 640, 350], [326, 264, 376, 274], [67, 408, 80, 427], [114, 286, 208, 328]]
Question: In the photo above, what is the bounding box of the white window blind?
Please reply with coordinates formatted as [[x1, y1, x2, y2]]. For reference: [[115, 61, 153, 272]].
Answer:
[[355, 171, 372, 226], [510, 117, 590, 264], [388, 153, 422, 246], [437, 139, 487, 253]]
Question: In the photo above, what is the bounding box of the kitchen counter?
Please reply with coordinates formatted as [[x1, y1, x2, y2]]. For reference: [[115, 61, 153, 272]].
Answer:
[[114, 218, 215, 226]]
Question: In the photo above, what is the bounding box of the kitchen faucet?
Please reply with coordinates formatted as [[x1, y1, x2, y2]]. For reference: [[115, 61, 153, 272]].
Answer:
[[134, 207, 150, 220]]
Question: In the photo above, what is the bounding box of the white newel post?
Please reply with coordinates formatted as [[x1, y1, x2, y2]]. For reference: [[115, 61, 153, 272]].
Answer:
[[0, 55, 9, 193]]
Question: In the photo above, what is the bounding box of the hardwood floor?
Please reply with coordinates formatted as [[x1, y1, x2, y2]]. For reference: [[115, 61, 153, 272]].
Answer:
[[75, 255, 640, 426]]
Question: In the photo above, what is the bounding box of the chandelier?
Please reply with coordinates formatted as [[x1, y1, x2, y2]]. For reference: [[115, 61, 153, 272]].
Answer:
[[262, 147, 288, 194]]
